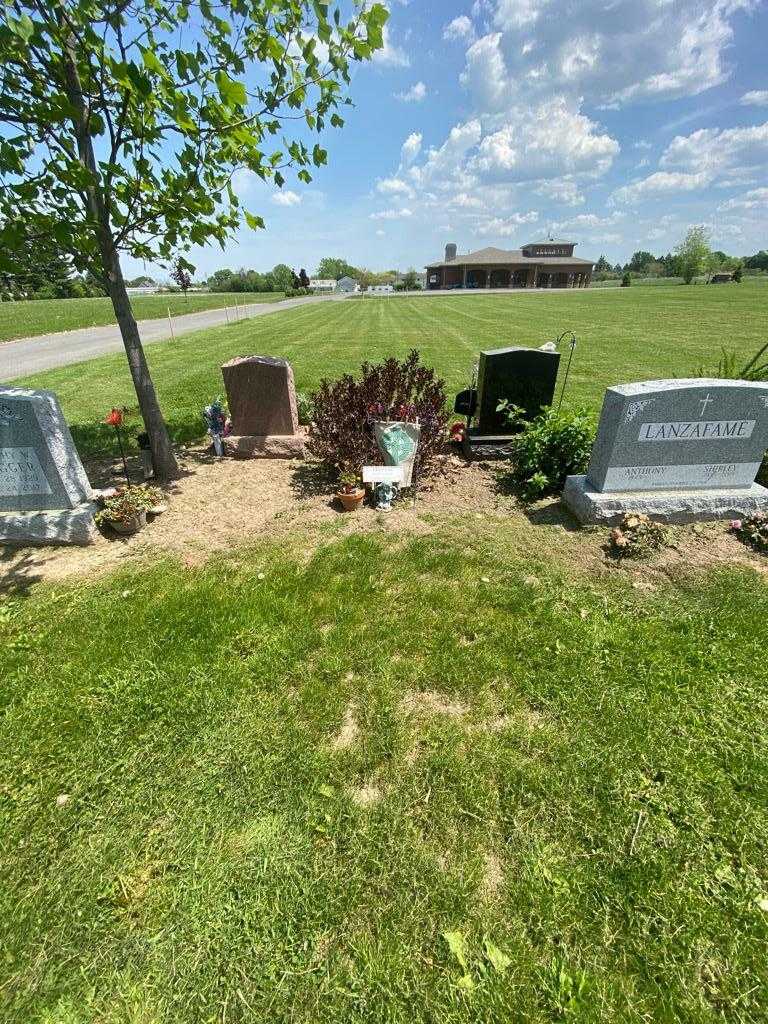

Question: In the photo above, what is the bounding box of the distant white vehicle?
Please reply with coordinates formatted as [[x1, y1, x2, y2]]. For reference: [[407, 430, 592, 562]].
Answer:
[[309, 278, 336, 291], [367, 284, 394, 294]]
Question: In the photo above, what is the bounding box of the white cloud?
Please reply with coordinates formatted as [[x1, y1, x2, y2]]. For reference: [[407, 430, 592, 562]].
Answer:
[[395, 81, 427, 103], [552, 212, 622, 230], [534, 177, 585, 206], [660, 121, 768, 178], [375, 229, 386, 237], [443, 16, 476, 42], [717, 187, 768, 211], [459, 1, 751, 111], [400, 132, 422, 166], [375, 176, 415, 200], [741, 90, 768, 106], [369, 208, 414, 220], [474, 211, 539, 235], [232, 168, 258, 196], [372, 25, 410, 68], [611, 171, 710, 205], [469, 97, 619, 181], [271, 190, 302, 207]]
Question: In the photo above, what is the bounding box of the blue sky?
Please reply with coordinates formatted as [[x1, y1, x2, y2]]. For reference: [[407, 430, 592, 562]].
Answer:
[[129, 0, 768, 280]]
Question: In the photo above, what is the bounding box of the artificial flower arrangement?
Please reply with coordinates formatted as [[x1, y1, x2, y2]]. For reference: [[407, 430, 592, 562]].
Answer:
[[95, 484, 165, 535], [203, 398, 231, 455], [449, 420, 466, 444], [609, 512, 669, 558]]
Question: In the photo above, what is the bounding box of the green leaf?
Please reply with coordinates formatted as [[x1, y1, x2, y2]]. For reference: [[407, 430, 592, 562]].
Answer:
[[243, 211, 264, 231], [216, 71, 246, 107], [10, 13, 34, 43], [443, 930, 468, 969], [142, 48, 165, 76], [483, 938, 512, 974], [457, 974, 475, 991], [317, 784, 335, 799]]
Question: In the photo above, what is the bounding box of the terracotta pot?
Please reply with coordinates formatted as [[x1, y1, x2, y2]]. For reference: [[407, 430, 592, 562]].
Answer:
[[110, 510, 147, 536], [336, 488, 365, 511]]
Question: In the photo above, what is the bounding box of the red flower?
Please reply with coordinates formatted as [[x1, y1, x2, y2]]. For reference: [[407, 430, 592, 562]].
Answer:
[[105, 408, 124, 427]]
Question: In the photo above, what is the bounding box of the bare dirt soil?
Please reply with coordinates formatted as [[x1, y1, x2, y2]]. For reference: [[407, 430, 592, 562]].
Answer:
[[1, 446, 765, 594]]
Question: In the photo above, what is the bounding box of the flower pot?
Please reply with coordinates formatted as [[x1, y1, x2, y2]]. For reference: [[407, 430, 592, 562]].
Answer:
[[109, 510, 147, 536], [336, 488, 365, 511]]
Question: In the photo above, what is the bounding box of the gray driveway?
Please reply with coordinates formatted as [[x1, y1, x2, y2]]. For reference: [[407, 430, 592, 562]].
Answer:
[[0, 292, 346, 381]]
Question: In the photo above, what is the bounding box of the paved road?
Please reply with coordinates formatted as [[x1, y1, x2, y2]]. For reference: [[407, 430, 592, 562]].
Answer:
[[0, 292, 346, 381]]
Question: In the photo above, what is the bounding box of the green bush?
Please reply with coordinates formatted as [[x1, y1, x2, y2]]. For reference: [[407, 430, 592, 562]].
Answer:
[[499, 404, 596, 501], [621, 272, 631, 287]]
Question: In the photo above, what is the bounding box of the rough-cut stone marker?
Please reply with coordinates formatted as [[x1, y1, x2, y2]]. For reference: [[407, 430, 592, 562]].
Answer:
[[564, 378, 768, 525], [220, 355, 305, 458], [0, 385, 97, 545]]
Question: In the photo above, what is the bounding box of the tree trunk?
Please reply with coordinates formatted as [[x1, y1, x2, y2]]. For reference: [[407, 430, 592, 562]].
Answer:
[[61, 30, 179, 481], [104, 249, 180, 481]]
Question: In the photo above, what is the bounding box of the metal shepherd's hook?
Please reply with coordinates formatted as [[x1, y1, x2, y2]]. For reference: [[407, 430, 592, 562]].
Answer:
[[556, 330, 577, 414]]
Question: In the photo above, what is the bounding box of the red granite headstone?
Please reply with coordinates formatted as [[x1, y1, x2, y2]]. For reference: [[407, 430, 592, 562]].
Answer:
[[221, 355, 304, 458]]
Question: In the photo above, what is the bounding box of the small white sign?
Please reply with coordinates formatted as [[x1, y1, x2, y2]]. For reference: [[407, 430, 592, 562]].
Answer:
[[362, 465, 404, 484]]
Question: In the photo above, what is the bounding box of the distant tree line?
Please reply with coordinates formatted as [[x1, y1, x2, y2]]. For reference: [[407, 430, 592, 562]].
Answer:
[[595, 231, 766, 284]]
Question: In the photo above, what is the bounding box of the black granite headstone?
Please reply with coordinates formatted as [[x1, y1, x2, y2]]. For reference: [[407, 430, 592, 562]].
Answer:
[[475, 346, 561, 434]]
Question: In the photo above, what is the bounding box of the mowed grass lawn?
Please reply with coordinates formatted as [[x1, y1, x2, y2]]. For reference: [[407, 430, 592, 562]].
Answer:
[[18, 278, 768, 457], [0, 292, 282, 343], [4, 280, 768, 1021], [2, 535, 768, 1022]]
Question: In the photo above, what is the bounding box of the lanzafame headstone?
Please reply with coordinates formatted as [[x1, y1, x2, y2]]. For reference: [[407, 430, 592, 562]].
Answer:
[[0, 386, 97, 545], [221, 355, 305, 458], [564, 379, 768, 524]]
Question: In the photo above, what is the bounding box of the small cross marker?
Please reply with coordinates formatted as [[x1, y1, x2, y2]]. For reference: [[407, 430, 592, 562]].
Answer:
[[698, 393, 714, 417]]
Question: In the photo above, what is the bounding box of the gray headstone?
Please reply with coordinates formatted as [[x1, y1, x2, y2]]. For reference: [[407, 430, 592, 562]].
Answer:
[[564, 378, 768, 524], [586, 379, 768, 492], [0, 386, 96, 544]]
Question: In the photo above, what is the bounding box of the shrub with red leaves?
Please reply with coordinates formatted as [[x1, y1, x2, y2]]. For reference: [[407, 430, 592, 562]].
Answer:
[[308, 350, 449, 477]]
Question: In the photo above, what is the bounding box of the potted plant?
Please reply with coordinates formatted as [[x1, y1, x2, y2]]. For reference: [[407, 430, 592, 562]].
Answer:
[[95, 484, 165, 536], [336, 470, 365, 511]]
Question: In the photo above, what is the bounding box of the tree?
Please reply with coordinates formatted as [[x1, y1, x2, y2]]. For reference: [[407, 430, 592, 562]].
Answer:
[[0, 1, 388, 479], [401, 268, 419, 290], [170, 258, 192, 300], [628, 250, 656, 274], [317, 257, 359, 280], [271, 263, 294, 293], [675, 226, 712, 285], [595, 254, 611, 273]]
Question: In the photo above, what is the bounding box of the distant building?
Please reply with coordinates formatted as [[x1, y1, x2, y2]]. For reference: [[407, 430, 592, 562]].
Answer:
[[309, 278, 336, 292], [425, 240, 595, 290], [336, 276, 359, 294], [394, 272, 426, 290]]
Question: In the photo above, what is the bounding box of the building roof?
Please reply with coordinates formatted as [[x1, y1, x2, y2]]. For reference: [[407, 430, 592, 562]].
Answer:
[[524, 238, 576, 246], [425, 245, 594, 269]]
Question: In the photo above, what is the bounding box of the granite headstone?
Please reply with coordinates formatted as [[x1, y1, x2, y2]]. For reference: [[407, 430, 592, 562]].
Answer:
[[475, 345, 561, 434], [564, 378, 768, 524], [221, 355, 305, 458], [0, 386, 96, 544]]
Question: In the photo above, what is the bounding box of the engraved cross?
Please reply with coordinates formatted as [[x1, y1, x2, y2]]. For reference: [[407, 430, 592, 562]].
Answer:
[[698, 393, 714, 418]]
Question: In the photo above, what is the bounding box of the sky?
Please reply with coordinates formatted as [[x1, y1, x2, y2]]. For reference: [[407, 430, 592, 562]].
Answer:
[[126, 0, 768, 280]]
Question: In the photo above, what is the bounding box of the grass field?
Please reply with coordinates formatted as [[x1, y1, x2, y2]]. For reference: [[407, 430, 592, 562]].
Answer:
[[4, 280, 768, 1022], [2, 533, 768, 1023], [17, 277, 768, 458], [0, 292, 282, 343]]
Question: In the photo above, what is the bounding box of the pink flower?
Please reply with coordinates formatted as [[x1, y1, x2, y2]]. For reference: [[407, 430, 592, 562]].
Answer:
[[730, 519, 742, 531]]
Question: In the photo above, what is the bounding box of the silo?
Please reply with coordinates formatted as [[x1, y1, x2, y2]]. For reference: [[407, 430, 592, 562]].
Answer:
[[444, 242, 457, 262]]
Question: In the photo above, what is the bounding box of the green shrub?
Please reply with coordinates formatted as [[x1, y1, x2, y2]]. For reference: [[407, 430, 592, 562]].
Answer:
[[621, 272, 631, 287], [498, 404, 596, 501]]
